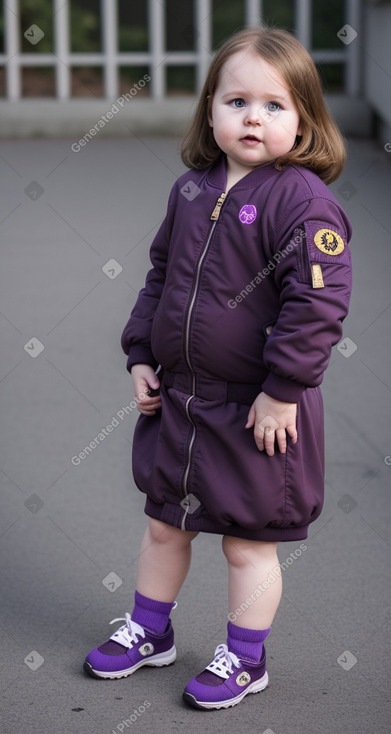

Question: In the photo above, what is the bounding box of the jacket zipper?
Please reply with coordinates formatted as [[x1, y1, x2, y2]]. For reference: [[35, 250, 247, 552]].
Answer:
[[180, 192, 226, 530]]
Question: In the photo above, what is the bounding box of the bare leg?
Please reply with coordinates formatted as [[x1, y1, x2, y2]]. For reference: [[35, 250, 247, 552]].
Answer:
[[222, 536, 282, 628], [136, 517, 198, 603]]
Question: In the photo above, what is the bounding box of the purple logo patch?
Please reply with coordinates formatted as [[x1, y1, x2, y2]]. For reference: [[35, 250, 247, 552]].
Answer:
[[239, 204, 257, 224]]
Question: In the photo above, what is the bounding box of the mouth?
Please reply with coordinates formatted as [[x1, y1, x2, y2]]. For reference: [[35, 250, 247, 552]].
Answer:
[[240, 134, 261, 145]]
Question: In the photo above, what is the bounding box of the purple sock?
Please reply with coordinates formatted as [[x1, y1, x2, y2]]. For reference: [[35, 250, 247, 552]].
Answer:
[[131, 591, 175, 634], [227, 621, 271, 662]]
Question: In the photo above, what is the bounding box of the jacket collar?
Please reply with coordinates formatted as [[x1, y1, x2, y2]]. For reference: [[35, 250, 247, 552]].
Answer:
[[206, 154, 280, 191]]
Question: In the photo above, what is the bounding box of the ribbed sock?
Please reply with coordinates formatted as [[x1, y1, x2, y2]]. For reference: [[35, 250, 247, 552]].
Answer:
[[227, 621, 271, 662], [131, 590, 175, 635]]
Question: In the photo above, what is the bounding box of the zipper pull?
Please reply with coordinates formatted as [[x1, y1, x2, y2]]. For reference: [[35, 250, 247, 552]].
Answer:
[[210, 192, 226, 221]]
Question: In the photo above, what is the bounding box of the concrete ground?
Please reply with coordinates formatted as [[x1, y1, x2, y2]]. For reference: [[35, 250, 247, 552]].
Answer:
[[0, 136, 390, 734]]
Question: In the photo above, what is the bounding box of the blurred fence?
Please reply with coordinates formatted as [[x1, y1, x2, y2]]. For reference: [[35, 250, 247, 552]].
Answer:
[[1, 0, 361, 100], [1, 0, 388, 140]]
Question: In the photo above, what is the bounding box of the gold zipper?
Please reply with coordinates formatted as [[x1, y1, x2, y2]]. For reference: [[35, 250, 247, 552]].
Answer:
[[210, 192, 226, 221], [181, 191, 227, 528]]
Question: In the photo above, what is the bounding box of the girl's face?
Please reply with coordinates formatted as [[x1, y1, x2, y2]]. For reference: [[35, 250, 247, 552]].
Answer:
[[209, 49, 302, 178]]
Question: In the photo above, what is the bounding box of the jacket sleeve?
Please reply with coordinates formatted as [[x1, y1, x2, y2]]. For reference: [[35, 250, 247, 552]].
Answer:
[[121, 185, 177, 373], [261, 199, 353, 403]]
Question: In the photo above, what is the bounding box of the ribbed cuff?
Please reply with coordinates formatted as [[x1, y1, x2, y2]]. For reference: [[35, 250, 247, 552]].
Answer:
[[126, 346, 158, 374], [227, 622, 271, 662], [262, 372, 308, 402], [132, 591, 175, 634], [227, 621, 271, 643]]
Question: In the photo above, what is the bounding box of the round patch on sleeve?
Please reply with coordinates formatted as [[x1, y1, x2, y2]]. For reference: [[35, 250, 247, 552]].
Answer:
[[314, 229, 344, 256]]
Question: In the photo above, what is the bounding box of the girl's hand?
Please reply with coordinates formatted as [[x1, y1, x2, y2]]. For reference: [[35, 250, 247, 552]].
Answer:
[[246, 392, 297, 456], [131, 364, 161, 416]]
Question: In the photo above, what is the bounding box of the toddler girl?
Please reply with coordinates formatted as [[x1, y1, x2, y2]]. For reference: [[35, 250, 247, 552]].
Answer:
[[84, 26, 352, 711]]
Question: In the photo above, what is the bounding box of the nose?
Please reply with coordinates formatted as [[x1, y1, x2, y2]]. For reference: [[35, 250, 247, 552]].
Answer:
[[244, 104, 262, 125]]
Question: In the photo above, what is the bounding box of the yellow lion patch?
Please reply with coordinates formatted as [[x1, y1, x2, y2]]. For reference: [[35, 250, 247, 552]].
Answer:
[[314, 229, 344, 256]]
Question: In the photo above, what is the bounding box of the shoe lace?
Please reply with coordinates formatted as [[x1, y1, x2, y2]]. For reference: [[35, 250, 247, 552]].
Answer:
[[109, 613, 145, 648], [206, 643, 241, 680]]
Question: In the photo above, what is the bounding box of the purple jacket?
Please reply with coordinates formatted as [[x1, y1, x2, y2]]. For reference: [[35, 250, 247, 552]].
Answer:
[[121, 158, 352, 541]]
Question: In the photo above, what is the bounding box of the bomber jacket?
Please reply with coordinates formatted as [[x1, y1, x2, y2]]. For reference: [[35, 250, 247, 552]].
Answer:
[[121, 156, 352, 403]]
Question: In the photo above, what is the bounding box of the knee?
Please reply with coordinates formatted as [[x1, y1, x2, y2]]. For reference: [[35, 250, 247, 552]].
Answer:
[[222, 535, 248, 568], [222, 535, 278, 568], [222, 536, 247, 568], [147, 518, 197, 548]]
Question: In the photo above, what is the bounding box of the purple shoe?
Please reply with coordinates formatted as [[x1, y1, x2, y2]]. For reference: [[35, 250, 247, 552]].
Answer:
[[83, 612, 176, 679], [183, 643, 268, 710]]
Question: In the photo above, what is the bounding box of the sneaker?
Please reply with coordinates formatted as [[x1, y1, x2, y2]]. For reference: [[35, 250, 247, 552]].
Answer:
[[83, 612, 176, 679], [182, 643, 268, 710]]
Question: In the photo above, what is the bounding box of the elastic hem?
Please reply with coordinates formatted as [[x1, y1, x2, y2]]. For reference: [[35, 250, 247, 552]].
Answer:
[[162, 369, 263, 406], [144, 497, 309, 542]]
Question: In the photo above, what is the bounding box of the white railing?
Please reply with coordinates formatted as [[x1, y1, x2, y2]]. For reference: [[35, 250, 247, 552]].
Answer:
[[1, 0, 361, 100]]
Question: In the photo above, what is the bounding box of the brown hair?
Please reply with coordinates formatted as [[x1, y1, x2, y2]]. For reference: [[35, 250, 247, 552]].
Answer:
[[181, 27, 346, 184]]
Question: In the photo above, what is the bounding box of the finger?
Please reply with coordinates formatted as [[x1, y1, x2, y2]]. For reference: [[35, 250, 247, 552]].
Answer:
[[286, 423, 298, 444], [138, 402, 161, 415], [253, 423, 265, 452], [133, 384, 148, 402], [253, 433, 264, 452], [138, 397, 162, 410], [138, 385, 154, 401], [276, 428, 287, 454], [263, 426, 276, 456], [137, 397, 161, 414], [137, 391, 159, 404], [145, 378, 160, 395], [136, 374, 160, 400], [245, 405, 255, 429], [254, 420, 274, 453], [139, 407, 159, 415]]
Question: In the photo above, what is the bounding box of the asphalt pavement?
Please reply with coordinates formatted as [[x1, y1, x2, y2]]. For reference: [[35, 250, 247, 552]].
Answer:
[[0, 136, 390, 734]]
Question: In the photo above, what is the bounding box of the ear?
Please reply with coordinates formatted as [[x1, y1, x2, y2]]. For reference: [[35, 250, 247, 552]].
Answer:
[[297, 120, 303, 136]]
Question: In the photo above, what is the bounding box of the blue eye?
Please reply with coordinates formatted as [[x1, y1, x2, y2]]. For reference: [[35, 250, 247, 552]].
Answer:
[[231, 98, 246, 109], [265, 102, 281, 113]]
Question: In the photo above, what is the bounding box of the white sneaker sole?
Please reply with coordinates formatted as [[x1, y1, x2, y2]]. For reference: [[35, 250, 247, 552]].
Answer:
[[183, 670, 269, 710], [84, 645, 177, 680]]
